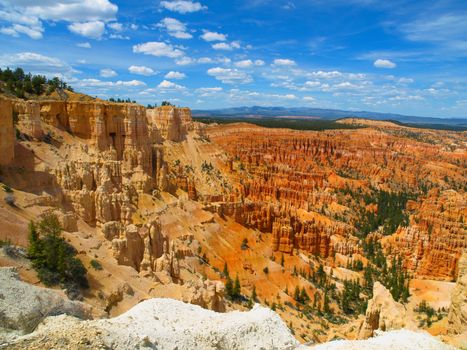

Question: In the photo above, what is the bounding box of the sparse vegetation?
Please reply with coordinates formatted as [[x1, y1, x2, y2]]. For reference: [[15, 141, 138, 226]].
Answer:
[[0, 67, 73, 99], [27, 213, 88, 299], [90, 259, 103, 270]]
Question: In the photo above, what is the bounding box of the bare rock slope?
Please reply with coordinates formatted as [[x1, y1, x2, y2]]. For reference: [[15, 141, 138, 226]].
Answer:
[[0, 267, 90, 338]]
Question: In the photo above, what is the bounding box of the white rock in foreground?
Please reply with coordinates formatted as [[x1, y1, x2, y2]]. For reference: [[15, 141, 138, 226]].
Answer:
[[102, 298, 299, 349], [6, 298, 299, 350], [4, 297, 456, 350], [308, 329, 456, 350]]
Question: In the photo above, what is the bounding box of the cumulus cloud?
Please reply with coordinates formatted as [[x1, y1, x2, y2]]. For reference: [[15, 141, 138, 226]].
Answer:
[[165, 71, 186, 79], [196, 87, 223, 96], [160, 0, 206, 14], [78, 78, 146, 88], [77, 42, 92, 48], [175, 56, 193, 65], [200, 30, 227, 42], [234, 59, 265, 68], [68, 21, 105, 39], [133, 42, 184, 58], [303, 96, 316, 102], [0, 51, 78, 78], [212, 41, 240, 51], [207, 67, 252, 84], [0, 24, 43, 39], [108, 22, 123, 32], [374, 59, 396, 69], [272, 58, 296, 66], [129, 65, 156, 76], [157, 17, 192, 39], [307, 70, 342, 79], [100, 68, 117, 78], [0, 0, 117, 38], [156, 79, 187, 92]]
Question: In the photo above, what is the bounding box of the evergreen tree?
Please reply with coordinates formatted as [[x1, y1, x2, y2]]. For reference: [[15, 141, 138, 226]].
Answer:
[[225, 276, 233, 299], [293, 286, 301, 302], [251, 286, 257, 302], [233, 275, 241, 299], [223, 262, 229, 278]]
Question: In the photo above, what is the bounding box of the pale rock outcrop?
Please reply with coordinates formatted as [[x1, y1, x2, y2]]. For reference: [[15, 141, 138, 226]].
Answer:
[[2, 298, 455, 350], [182, 279, 226, 312], [447, 251, 467, 335], [112, 224, 144, 271], [104, 282, 134, 312], [358, 282, 409, 339], [310, 329, 456, 350], [153, 240, 180, 283], [0, 97, 14, 166], [0, 267, 90, 337]]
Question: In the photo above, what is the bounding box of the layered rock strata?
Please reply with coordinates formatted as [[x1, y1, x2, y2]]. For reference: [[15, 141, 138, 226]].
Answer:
[[448, 251, 467, 335], [0, 97, 14, 166]]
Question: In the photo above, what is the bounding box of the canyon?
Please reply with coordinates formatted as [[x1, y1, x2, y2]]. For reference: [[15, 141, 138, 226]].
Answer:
[[0, 93, 465, 349]]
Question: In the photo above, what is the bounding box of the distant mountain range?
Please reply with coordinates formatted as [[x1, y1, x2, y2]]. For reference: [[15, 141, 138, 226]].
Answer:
[[192, 106, 467, 127]]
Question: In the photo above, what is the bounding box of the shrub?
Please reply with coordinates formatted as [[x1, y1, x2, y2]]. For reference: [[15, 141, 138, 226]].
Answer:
[[2, 184, 13, 193], [4, 193, 15, 206], [28, 214, 89, 295], [90, 259, 103, 270]]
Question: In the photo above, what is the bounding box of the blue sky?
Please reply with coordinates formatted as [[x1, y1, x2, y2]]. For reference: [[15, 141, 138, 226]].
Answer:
[[0, 0, 466, 117]]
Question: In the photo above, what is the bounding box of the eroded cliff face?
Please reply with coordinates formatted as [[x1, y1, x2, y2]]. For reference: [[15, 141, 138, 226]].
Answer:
[[206, 123, 466, 280], [448, 252, 467, 335], [1, 98, 195, 284], [146, 106, 192, 142], [382, 189, 466, 280], [358, 282, 410, 339], [0, 98, 14, 166]]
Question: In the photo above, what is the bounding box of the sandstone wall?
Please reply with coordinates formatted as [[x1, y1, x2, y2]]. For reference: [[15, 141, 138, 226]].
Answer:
[[12, 100, 43, 139], [0, 98, 14, 166], [146, 106, 192, 142], [448, 251, 467, 335]]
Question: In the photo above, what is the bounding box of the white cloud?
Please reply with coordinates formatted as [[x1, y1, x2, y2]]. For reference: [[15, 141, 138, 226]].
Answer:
[[68, 21, 105, 39], [78, 78, 146, 88], [109, 33, 130, 40], [398, 77, 414, 84], [303, 96, 316, 102], [234, 59, 265, 68], [100, 68, 117, 78], [401, 13, 467, 43], [0, 24, 43, 39], [0, 0, 117, 38], [374, 59, 396, 69], [77, 42, 92, 48], [212, 41, 240, 51], [157, 17, 192, 39], [175, 56, 193, 65], [129, 65, 156, 76], [157, 79, 187, 92], [133, 41, 184, 58], [272, 58, 296, 66], [201, 30, 227, 42], [308, 70, 342, 78], [108, 22, 123, 32], [234, 60, 253, 68], [0, 52, 77, 78], [207, 67, 252, 84], [160, 0, 206, 14], [196, 87, 223, 96], [165, 71, 186, 79]]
